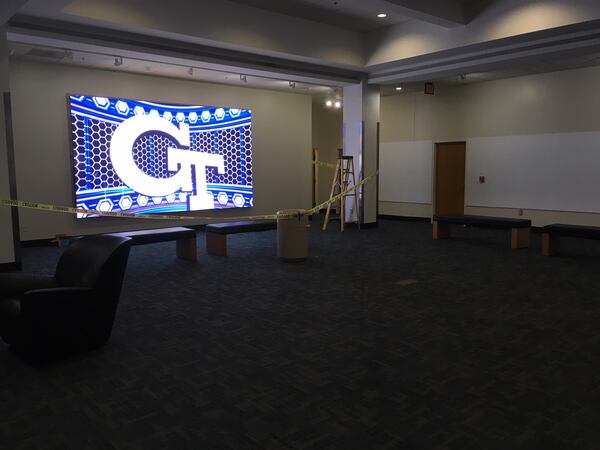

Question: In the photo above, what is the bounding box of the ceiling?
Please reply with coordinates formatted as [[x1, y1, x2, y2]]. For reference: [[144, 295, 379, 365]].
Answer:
[[12, 38, 600, 103], [8, 42, 337, 96], [8, 1, 600, 100], [226, 0, 410, 32], [226, 0, 492, 31], [381, 47, 600, 96]]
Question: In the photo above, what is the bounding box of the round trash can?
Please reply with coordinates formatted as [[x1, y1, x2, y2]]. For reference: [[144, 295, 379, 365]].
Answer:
[[277, 209, 310, 262]]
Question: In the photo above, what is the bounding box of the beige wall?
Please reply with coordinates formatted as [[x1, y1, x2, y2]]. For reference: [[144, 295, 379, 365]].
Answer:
[[383, 65, 600, 142], [0, 27, 15, 264], [380, 65, 600, 226], [10, 60, 312, 240], [311, 101, 342, 205]]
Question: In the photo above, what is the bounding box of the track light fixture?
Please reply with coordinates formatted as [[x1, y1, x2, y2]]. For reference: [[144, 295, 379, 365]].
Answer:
[[188, 67, 194, 76], [325, 96, 342, 109], [325, 88, 342, 109], [240, 74, 247, 83], [289, 81, 296, 89], [114, 56, 123, 67]]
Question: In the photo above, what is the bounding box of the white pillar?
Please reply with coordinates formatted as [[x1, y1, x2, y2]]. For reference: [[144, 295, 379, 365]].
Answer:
[[0, 25, 19, 269], [343, 78, 380, 226]]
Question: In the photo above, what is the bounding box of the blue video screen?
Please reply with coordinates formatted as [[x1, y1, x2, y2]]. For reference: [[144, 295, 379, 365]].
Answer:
[[69, 95, 253, 218]]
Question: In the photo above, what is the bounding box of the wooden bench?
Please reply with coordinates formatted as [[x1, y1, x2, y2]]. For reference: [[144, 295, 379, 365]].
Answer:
[[109, 227, 197, 261], [433, 214, 532, 249], [542, 224, 600, 256], [205, 221, 277, 256]]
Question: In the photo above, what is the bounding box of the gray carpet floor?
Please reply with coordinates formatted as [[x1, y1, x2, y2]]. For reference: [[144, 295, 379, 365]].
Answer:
[[1, 218, 600, 449]]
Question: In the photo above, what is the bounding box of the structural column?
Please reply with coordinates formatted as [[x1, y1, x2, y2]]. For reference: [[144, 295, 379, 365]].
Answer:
[[0, 25, 20, 269], [343, 78, 380, 226]]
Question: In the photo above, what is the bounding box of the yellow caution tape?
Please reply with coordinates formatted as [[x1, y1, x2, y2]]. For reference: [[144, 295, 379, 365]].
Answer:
[[307, 171, 378, 215], [0, 198, 283, 221], [312, 160, 337, 169], [0, 171, 378, 222]]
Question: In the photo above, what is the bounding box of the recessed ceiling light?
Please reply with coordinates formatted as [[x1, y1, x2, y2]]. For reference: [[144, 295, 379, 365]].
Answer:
[[377, 13, 387, 18], [334, 100, 342, 109], [395, 85, 403, 91], [325, 100, 333, 108]]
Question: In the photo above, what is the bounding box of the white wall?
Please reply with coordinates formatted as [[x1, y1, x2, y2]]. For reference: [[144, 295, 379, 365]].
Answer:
[[379, 140, 432, 205], [10, 60, 312, 240], [380, 65, 600, 226], [343, 81, 380, 224]]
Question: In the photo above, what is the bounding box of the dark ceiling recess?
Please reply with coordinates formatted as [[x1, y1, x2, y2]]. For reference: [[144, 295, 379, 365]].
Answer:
[[26, 48, 65, 59]]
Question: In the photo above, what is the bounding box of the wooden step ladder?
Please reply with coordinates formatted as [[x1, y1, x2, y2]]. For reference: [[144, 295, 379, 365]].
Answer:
[[323, 154, 360, 232]]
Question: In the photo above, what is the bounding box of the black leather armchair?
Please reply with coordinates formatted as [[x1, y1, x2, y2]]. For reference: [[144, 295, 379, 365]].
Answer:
[[0, 234, 132, 359]]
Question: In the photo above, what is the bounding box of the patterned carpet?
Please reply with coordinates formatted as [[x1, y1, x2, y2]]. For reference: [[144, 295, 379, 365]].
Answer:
[[1, 218, 600, 449]]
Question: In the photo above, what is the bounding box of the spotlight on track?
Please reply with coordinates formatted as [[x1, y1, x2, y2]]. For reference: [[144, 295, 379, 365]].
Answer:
[[395, 84, 403, 92], [188, 67, 193, 76], [325, 87, 343, 109], [289, 81, 296, 89], [240, 74, 247, 83], [114, 56, 123, 67]]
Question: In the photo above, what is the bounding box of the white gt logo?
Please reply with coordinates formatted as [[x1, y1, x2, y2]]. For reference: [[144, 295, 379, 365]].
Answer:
[[110, 114, 224, 210]]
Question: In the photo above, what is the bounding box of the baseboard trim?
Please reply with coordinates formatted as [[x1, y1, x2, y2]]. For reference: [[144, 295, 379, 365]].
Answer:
[[376, 217, 546, 233], [0, 261, 22, 272], [379, 215, 430, 223], [344, 221, 378, 229], [21, 239, 56, 248]]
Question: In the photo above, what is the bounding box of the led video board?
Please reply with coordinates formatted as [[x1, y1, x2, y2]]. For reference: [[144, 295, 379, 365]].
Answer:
[[69, 95, 253, 218]]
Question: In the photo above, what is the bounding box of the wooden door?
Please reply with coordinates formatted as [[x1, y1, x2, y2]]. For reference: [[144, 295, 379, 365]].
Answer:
[[434, 142, 466, 215]]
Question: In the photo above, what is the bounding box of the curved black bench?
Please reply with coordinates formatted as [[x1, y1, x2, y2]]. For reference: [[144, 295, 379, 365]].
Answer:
[[206, 221, 277, 256], [542, 224, 600, 256], [432, 214, 532, 249], [109, 227, 197, 261]]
